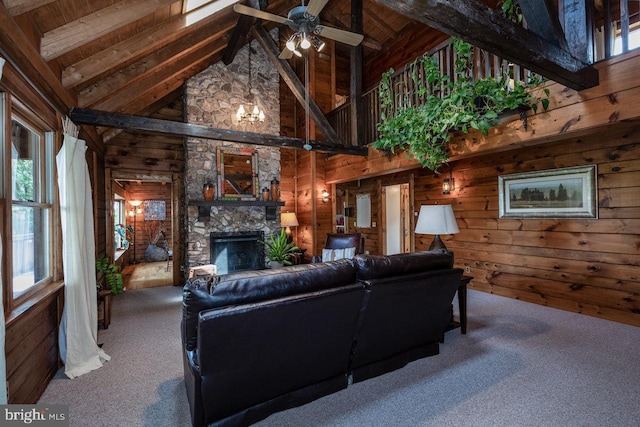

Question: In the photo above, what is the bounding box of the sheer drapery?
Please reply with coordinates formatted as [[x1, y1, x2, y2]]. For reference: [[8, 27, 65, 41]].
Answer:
[[57, 120, 110, 378]]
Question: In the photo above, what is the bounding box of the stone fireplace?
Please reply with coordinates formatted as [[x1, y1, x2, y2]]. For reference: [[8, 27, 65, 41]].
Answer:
[[184, 31, 281, 270]]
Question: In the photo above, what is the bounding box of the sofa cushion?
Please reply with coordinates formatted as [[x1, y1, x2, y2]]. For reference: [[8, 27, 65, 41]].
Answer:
[[182, 259, 357, 351], [353, 249, 454, 280]]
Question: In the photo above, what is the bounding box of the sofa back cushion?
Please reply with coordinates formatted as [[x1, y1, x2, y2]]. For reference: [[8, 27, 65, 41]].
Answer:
[[182, 259, 357, 350], [353, 249, 453, 280]]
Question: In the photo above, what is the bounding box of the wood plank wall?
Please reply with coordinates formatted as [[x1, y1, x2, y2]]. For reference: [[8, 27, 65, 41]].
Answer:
[[5, 289, 61, 403], [332, 124, 640, 327], [434, 126, 640, 327]]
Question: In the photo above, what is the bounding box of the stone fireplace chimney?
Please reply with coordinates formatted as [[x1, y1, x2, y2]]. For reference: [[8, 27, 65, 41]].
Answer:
[[184, 32, 281, 269]]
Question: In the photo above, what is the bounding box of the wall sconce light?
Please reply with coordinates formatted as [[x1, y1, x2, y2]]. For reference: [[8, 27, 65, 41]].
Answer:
[[322, 190, 330, 203], [443, 169, 454, 195]]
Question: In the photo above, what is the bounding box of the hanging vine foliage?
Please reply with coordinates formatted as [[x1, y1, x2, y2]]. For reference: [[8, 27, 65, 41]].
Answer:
[[374, 38, 550, 172]]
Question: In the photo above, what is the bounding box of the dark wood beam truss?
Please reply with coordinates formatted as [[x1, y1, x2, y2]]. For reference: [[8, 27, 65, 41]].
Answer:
[[222, 0, 267, 65], [69, 108, 368, 156], [374, 0, 599, 91], [251, 24, 342, 145]]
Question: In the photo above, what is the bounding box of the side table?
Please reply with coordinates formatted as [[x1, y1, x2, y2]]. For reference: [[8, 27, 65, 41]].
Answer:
[[98, 289, 112, 330], [458, 275, 472, 334]]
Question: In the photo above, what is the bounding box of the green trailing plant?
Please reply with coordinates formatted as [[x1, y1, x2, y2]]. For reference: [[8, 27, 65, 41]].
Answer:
[[261, 229, 299, 266], [96, 255, 124, 295], [374, 38, 550, 172], [499, 0, 523, 24]]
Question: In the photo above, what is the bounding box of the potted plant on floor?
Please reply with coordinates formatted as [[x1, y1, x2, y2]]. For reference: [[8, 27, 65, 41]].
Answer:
[[261, 229, 299, 268], [96, 255, 124, 295]]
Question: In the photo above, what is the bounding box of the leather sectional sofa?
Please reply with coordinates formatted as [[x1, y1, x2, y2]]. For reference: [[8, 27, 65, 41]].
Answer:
[[182, 249, 463, 427]]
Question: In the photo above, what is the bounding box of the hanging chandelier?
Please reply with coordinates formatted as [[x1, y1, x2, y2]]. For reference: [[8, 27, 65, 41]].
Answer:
[[236, 40, 265, 124]]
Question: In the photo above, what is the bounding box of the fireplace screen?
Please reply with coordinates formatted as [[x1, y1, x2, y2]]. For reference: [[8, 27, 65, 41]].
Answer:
[[210, 231, 264, 275]]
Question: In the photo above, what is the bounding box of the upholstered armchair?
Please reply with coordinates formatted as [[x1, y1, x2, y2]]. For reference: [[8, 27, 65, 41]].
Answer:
[[313, 233, 365, 262]]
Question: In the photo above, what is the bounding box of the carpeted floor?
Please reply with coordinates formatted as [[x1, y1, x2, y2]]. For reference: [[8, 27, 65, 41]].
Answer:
[[39, 285, 640, 427]]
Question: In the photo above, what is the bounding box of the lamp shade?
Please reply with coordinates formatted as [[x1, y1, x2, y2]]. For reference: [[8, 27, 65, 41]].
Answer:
[[415, 205, 459, 235], [280, 212, 299, 227]]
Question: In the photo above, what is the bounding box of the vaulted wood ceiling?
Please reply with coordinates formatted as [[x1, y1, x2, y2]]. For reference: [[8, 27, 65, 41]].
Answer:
[[3, 0, 598, 134], [4, 0, 438, 121]]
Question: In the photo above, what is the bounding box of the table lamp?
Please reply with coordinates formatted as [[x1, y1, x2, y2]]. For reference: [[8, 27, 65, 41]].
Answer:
[[415, 204, 459, 250], [280, 211, 299, 243]]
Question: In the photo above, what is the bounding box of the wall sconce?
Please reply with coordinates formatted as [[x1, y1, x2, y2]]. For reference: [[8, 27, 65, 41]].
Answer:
[[443, 169, 454, 195], [322, 190, 330, 203]]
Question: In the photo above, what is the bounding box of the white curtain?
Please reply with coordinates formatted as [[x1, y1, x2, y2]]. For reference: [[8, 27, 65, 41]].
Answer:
[[57, 119, 110, 378], [0, 230, 7, 403]]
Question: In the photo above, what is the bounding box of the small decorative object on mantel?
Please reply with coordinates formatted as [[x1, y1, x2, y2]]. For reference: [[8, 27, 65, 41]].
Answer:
[[262, 187, 270, 201], [270, 178, 280, 201], [203, 182, 215, 201]]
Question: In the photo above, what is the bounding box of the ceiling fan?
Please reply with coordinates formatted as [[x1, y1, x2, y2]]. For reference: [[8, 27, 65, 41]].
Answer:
[[233, 0, 364, 59]]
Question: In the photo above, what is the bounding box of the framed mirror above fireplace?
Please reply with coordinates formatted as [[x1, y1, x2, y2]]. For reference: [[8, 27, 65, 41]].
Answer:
[[217, 147, 259, 200]]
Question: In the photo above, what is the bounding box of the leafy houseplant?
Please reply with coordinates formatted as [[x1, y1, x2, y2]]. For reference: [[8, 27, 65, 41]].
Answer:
[[261, 229, 299, 267], [96, 255, 124, 295], [374, 38, 550, 172]]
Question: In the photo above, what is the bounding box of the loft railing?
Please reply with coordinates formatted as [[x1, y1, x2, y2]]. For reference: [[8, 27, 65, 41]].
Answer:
[[327, 0, 639, 148], [594, 0, 640, 60], [327, 38, 534, 147]]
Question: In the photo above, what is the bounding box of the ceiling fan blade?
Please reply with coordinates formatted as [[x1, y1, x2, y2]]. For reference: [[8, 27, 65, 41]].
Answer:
[[314, 26, 364, 46], [279, 48, 293, 60], [233, 3, 291, 25], [306, 0, 330, 17]]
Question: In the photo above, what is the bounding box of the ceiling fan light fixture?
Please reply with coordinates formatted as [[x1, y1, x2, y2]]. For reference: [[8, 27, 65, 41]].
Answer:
[[311, 35, 325, 52], [293, 49, 302, 57], [300, 33, 311, 49], [286, 33, 299, 51]]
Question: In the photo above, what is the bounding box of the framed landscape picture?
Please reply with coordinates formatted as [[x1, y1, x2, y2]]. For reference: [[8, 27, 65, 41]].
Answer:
[[498, 165, 598, 218]]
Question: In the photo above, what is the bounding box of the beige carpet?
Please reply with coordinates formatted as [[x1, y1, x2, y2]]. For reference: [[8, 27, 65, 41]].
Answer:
[[121, 261, 174, 290]]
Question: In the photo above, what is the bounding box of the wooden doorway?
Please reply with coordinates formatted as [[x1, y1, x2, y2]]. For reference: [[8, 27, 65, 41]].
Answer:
[[381, 182, 412, 255], [106, 169, 183, 288]]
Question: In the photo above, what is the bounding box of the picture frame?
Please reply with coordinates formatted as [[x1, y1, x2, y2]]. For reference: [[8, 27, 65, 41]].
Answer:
[[498, 165, 598, 219]]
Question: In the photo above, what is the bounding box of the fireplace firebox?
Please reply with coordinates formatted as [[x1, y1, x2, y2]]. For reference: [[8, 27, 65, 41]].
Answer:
[[210, 231, 265, 275]]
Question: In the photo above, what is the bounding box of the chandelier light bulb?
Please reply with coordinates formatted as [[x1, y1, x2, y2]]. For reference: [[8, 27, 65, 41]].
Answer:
[[258, 110, 265, 121], [252, 105, 260, 115]]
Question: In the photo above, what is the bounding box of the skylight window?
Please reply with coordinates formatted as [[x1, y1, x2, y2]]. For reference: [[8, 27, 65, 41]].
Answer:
[[184, 0, 239, 26]]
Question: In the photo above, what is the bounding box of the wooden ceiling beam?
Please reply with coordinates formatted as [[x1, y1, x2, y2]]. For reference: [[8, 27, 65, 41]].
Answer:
[[69, 108, 368, 155], [251, 23, 341, 145], [41, 0, 176, 61], [222, 0, 266, 65], [4, 0, 56, 15], [62, 6, 236, 89], [79, 22, 235, 108], [374, 0, 599, 91], [518, 0, 569, 50]]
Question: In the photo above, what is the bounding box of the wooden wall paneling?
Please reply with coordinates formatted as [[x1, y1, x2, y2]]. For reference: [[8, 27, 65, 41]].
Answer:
[[330, 113, 640, 326], [5, 290, 61, 403], [438, 127, 640, 326]]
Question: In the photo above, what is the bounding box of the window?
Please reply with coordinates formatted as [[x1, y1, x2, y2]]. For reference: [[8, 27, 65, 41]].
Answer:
[[113, 197, 127, 250], [9, 111, 54, 299]]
